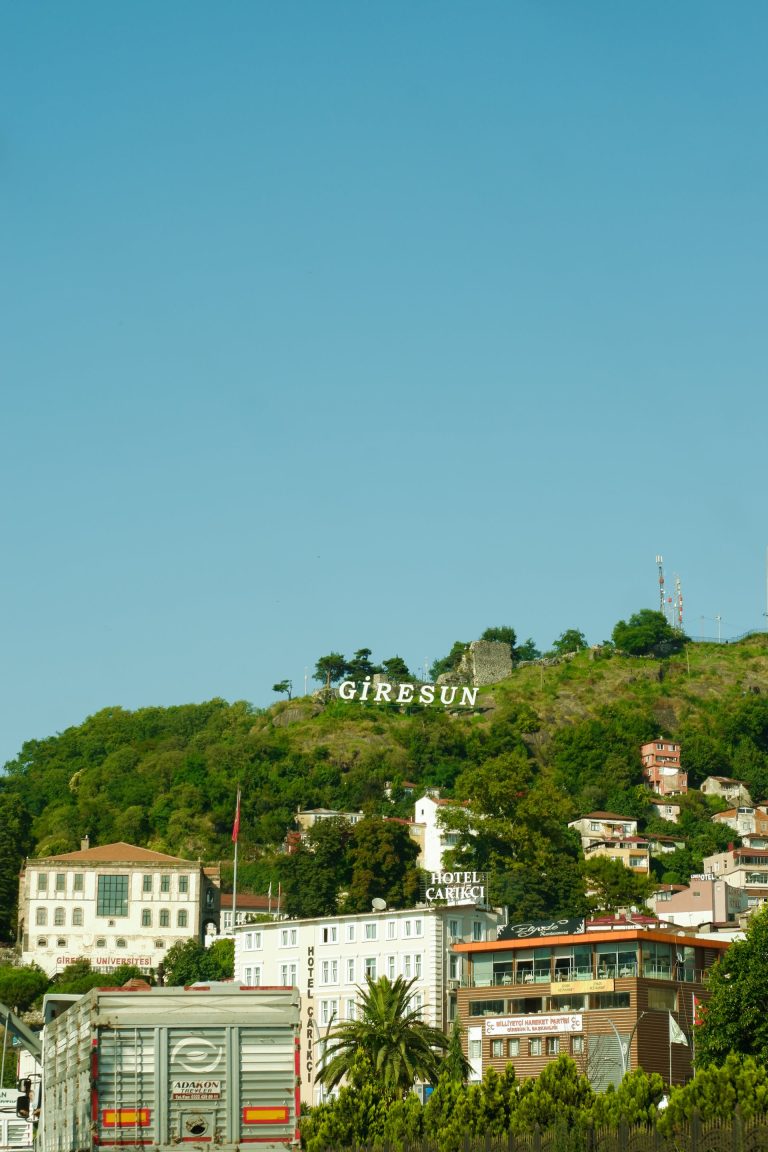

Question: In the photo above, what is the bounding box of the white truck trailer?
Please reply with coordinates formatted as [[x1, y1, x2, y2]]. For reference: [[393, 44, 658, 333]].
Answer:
[[37, 984, 300, 1152]]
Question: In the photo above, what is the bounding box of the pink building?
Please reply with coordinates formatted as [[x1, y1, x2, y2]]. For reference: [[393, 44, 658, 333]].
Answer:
[[651, 876, 748, 928], [640, 739, 687, 796]]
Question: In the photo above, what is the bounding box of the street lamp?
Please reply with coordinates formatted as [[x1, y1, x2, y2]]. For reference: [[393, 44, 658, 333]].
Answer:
[[606, 1011, 647, 1077]]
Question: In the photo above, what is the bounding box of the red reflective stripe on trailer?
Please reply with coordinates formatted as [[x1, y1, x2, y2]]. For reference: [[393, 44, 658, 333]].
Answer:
[[243, 1107, 290, 1124], [101, 1109, 151, 1127]]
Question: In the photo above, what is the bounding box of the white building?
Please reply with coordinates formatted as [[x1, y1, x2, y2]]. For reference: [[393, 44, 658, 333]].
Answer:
[[650, 876, 748, 927], [646, 796, 682, 824], [412, 794, 469, 872], [702, 846, 768, 910], [711, 806, 768, 838], [234, 901, 499, 1106], [18, 840, 221, 977], [700, 776, 753, 806], [568, 813, 639, 852]]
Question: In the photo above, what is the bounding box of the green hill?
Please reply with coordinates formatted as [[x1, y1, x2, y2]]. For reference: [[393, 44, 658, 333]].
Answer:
[[2, 634, 768, 937]]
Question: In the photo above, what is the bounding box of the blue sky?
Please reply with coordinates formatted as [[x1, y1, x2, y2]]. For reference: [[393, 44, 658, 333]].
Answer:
[[2, 2, 767, 766]]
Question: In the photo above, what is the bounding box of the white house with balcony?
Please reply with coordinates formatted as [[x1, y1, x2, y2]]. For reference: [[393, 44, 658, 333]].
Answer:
[[234, 901, 498, 1107], [568, 813, 639, 852], [18, 840, 220, 977]]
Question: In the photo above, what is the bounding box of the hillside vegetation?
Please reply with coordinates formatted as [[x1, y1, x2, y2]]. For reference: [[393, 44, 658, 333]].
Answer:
[[2, 634, 768, 938]]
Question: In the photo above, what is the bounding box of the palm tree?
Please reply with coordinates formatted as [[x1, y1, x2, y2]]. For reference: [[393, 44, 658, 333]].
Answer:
[[315, 975, 449, 1099]]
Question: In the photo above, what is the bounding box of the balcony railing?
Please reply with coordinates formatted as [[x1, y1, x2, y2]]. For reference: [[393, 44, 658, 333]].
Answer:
[[469, 963, 705, 989]]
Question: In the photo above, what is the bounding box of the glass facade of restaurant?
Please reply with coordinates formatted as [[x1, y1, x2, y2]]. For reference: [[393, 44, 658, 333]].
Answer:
[[470, 940, 702, 987]]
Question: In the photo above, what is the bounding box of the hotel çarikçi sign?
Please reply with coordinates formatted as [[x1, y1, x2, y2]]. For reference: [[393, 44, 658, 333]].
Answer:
[[425, 870, 487, 904], [338, 679, 478, 707]]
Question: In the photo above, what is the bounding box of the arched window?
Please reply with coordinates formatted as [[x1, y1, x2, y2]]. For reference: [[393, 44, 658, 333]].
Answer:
[[159, 909, 170, 927], [54, 907, 66, 926], [141, 909, 152, 927], [72, 907, 84, 926], [36, 908, 47, 926], [177, 910, 188, 928]]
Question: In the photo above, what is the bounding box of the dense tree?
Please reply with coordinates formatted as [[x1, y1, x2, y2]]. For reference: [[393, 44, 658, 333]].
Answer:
[[513, 1056, 594, 1130], [552, 629, 588, 656], [343, 648, 380, 683], [659, 1053, 768, 1130], [443, 757, 587, 920], [0, 964, 49, 1011], [516, 638, 541, 661], [161, 938, 232, 986], [480, 626, 517, 656], [694, 904, 768, 1067], [589, 1068, 665, 1126], [581, 856, 655, 915], [314, 653, 348, 689], [612, 609, 686, 657], [430, 641, 469, 680], [52, 959, 144, 994], [0, 795, 32, 940], [381, 655, 411, 682], [315, 975, 449, 1099], [344, 817, 421, 913], [300, 1053, 388, 1152], [280, 818, 354, 919]]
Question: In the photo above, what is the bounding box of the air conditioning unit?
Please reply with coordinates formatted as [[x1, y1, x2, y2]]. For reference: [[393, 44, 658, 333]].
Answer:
[[448, 978, 460, 991], [449, 935, 462, 944]]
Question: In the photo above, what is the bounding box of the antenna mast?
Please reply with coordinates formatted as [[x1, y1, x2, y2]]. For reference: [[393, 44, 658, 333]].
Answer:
[[656, 555, 665, 615], [674, 574, 683, 632]]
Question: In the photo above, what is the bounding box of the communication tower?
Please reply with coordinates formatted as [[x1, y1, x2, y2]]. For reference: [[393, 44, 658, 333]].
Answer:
[[656, 555, 665, 614], [674, 574, 684, 632]]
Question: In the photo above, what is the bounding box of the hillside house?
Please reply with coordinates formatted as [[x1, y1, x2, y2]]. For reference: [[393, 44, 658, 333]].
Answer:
[[700, 776, 753, 806], [650, 876, 748, 928], [703, 846, 768, 909], [646, 796, 682, 824], [640, 740, 687, 796], [711, 805, 768, 838], [568, 813, 638, 852], [583, 837, 651, 874]]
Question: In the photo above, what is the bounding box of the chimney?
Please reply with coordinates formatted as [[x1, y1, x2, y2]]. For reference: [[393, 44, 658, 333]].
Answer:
[[81, 835, 90, 851]]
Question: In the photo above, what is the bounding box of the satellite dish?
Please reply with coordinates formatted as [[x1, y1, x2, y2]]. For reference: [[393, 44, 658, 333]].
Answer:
[[372, 897, 387, 911]]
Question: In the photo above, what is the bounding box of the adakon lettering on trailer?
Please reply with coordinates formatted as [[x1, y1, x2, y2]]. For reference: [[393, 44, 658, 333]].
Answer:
[[338, 679, 478, 707]]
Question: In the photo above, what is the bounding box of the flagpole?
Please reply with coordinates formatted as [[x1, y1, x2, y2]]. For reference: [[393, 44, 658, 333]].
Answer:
[[669, 1013, 672, 1088], [232, 788, 241, 934]]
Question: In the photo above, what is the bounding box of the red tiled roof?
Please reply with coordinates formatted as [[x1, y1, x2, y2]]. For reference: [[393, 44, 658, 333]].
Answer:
[[33, 841, 197, 865], [580, 812, 634, 821], [220, 893, 271, 910]]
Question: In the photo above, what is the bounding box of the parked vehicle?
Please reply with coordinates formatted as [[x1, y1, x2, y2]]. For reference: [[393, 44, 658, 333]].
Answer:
[[37, 984, 300, 1152], [0, 1088, 34, 1152]]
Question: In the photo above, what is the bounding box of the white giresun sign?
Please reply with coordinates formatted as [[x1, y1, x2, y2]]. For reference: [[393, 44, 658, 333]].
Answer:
[[338, 679, 478, 707]]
